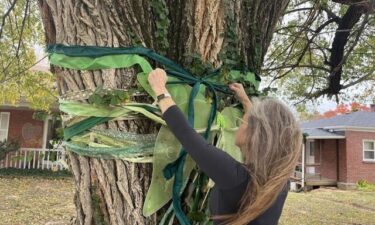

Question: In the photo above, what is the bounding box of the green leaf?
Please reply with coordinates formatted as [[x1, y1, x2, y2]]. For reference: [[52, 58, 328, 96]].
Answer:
[[122, 105, 166, 125], [215, 112, 226, 129], [216, 107, 243, 162], [228, 70, 241, 80], [143, 99, 212, 216]]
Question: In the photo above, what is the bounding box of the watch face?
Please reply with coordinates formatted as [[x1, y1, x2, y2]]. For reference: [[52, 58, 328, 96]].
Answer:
[[157, 93, 170, 102], [157, 94, 166, 101]]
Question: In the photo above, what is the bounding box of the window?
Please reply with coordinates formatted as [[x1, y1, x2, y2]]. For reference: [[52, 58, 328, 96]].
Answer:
[[363, 140, 375, 161], [309, 141, 315, 157], [0, 112, 10, 141]]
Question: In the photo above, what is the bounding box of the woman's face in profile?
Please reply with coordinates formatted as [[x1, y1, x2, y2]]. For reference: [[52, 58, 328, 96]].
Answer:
[[235, 117, 248, 149]]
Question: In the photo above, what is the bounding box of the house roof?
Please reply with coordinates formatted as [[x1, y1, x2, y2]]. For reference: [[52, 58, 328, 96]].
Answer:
[[301, 111, 375, 129], [301, 111, 375, 139], [303, 128, 345, 140]]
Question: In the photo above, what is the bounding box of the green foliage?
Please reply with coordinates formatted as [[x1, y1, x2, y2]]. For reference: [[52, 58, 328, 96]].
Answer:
[[357, 180, 375, 192], [206, 68, 260, 96], [32, 111, 49, 121], [126, 27, 143, 46], [215, 112, 226, 128], [88, 86, 131, 106], [11, 153, 34, 163], [219, 0, 241, 69], [228, 70, 260, 95], [187, 211, 206, 222], [151, 0, 170, 54], [11, 151, 46, 163], [295, 104, 319, 121], [0, 139, 20, 160], [54, 127, 65, 142], [263, 0, 375, 103], [0, 1, 57, 111], [189, 53, 215, 76], [214, 0, 262, 97], [143, 100, 212, 216]]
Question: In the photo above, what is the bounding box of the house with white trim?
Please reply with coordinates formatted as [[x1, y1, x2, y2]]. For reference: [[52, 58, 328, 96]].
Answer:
[[293, 105, 375, 190], [0, 99, 65, 170]]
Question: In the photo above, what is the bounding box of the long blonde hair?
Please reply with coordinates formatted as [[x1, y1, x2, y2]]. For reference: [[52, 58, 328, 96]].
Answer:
[[216, 98, 302, 225]]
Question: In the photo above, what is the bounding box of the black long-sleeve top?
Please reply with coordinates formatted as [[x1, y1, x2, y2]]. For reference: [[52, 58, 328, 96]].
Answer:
[[163, 105, 288, 225]]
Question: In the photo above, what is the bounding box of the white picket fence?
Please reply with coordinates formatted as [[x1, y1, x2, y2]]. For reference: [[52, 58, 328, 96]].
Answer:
[[0, 147, 67, 171]]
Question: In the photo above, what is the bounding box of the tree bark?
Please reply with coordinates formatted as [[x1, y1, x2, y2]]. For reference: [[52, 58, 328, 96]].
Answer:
[[38, 0, 289, 224]]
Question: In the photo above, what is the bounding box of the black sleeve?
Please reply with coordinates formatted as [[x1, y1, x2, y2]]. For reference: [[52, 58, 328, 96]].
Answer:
[[162, 105, 249, 189]]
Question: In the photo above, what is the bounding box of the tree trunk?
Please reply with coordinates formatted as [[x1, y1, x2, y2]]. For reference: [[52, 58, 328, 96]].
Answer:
[[38, 0, 289, 224]]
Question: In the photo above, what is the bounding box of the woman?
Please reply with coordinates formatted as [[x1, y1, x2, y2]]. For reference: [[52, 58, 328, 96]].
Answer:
[[148, 68, 302, 225]]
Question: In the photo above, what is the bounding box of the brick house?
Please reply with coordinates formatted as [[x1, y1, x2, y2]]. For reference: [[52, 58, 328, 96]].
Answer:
[[293, 105, 375, 190], [0, 99, 65, 170], [0, 108, 45, 149]]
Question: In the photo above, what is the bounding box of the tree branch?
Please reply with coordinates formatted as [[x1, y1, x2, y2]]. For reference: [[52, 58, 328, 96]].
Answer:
[[274, 25, 315, 33], [326, 5, 369, 94], [319, 4, 340, 20], [263, 64, 330, 72], [283, 7, 314, 15], [268, 17, 337, 82], [341, 69, 375, 89], [332, 0, 371, 6], [0, 55, 48, 84], [15, 0, 30, 59], [266, 7, 320, 70], [311, 42, 330, 65], [0, 0, 17, 39]]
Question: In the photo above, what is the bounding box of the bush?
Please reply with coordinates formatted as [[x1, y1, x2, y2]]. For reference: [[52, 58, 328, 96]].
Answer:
[[357, 180, 375, 192], [0, 139, 20, 160]]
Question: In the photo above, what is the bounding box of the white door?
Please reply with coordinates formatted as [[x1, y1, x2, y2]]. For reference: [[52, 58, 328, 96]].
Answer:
[[306, 140, 315, 174], [0, 112, 10, 141]]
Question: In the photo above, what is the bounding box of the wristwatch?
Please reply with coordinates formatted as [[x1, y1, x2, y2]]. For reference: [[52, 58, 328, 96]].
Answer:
[[156, 92, 171, 103]]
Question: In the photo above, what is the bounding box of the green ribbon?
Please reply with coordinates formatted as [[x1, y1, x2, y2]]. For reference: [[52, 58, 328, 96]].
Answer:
[[47, 44, 259, 225], [49, 53, 153, 72], [60, 100, 165, 140]]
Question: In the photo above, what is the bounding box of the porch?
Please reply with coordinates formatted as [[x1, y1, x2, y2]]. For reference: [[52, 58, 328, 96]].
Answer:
[[291, 128, 346, 190], [292, 166, 337, 187], [0, 147, 67, 171]]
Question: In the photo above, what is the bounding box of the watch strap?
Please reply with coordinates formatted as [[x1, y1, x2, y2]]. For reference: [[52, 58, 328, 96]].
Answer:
[[156, 93, 171, 102]]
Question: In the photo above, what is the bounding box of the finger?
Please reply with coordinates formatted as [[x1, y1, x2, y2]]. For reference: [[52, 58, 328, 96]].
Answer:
[[229, 85, 240, 92], [155, 68, 166, 76], [235, 83, 244, 89], [148, 70, 156, 77], [233, 84, 243, 91]]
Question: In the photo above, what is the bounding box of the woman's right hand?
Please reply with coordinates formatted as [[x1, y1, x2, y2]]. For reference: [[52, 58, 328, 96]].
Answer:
[[229, 83, 251, 112], [148, 68, 168, 96]]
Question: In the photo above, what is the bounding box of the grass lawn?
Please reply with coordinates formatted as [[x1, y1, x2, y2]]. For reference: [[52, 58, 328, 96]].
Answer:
[[0, 176, 374, 225], [280, 188, 375, 225], [0, 177, 75, 225]]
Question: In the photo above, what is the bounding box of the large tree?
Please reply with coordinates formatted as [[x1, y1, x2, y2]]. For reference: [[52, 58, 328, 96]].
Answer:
[[36, 0, 288, 224]]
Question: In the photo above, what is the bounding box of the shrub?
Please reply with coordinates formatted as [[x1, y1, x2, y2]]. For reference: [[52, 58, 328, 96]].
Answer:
[[0, 139, 20, 160], [357, 180, 375, 192]]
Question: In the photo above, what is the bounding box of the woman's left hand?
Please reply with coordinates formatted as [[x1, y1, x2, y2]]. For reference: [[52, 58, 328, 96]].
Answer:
[[148, 68, 168, 96]]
